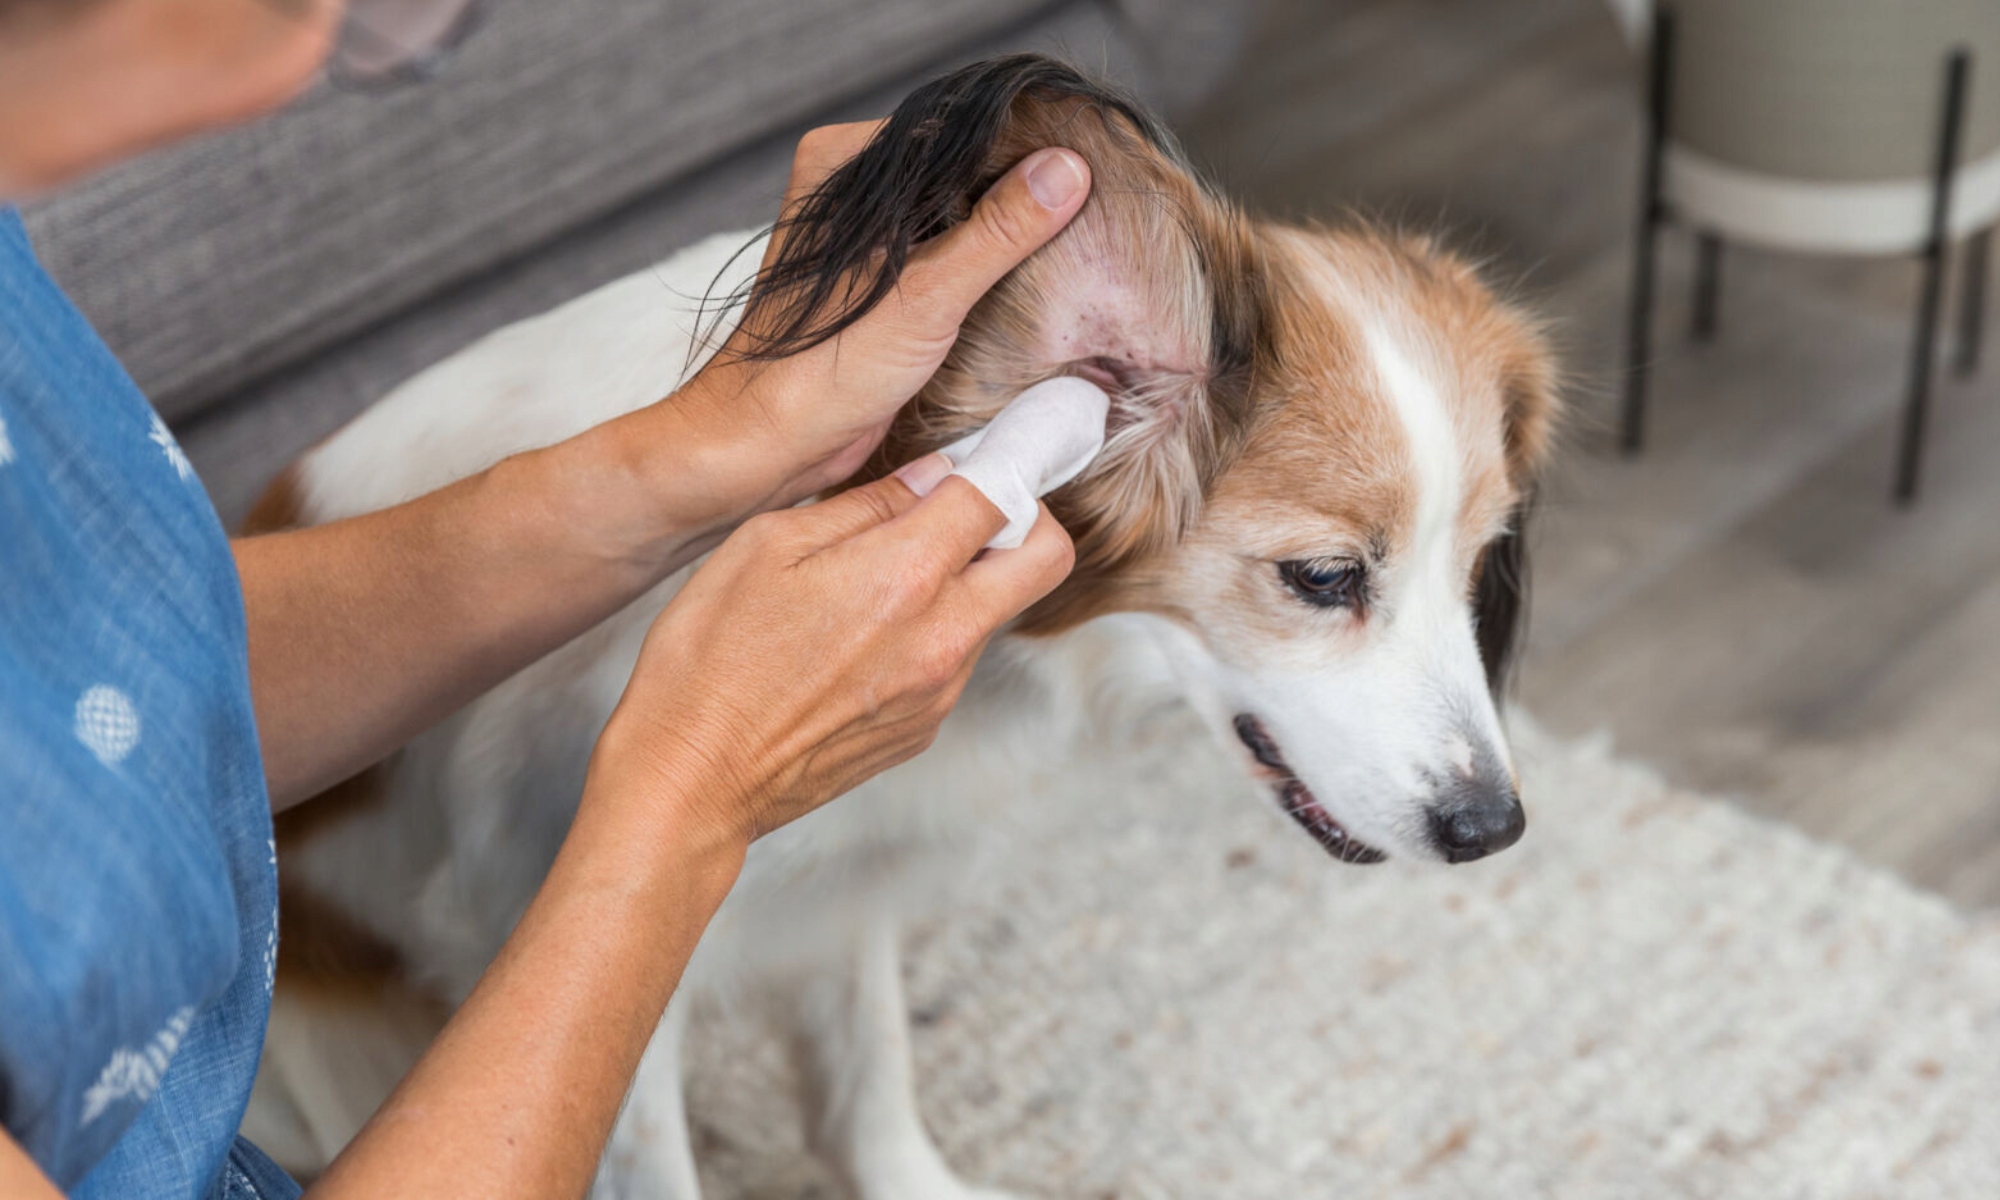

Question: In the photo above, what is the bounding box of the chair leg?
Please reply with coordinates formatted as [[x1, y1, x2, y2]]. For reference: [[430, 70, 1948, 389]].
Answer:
[[1622, 7, 1675, 457], [1692, 232, 1722, 341], [1896, 50, 1972, 506], [1902, 250, 1950, 504], [1955, 225, 1989, 378], [1624, 209, 1663, 457]]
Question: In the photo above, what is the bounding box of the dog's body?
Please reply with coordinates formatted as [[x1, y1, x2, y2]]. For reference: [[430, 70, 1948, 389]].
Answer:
[[243, 58, 1558, 1198]]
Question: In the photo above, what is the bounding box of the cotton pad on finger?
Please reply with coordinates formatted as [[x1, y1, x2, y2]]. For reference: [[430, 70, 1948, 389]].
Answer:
[[938, 376, 1111, 550]]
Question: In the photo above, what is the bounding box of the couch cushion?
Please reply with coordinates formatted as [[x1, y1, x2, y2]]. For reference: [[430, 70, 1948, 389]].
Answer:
[[22, 0, 1062, 424]]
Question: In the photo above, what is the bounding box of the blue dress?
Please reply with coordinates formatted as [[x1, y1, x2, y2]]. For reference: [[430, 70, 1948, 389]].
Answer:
[[0, 209, 300, 1199]]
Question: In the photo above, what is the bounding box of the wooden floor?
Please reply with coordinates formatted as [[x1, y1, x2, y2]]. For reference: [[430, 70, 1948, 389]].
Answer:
[[1178, 0, 2000, 907]]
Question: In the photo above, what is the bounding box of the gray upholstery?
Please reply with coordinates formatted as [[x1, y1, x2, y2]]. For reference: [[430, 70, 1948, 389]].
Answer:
[[178, 2, 1179, 523], [24, 0, 1060, 425], [20, 0, 1251, 524]]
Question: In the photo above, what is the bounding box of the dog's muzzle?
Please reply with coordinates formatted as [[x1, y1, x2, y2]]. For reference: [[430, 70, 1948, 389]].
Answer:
[[1231, 713, 1387, 864]]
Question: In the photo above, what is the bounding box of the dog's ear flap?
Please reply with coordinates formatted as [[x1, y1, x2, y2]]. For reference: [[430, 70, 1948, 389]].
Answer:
[[734, 54, 1180, 362], [1476, 311, 1560, 696], [1497, 312, 1560, 493], [741, 53, 1261, 569], [1474, 504, 1529, 696]]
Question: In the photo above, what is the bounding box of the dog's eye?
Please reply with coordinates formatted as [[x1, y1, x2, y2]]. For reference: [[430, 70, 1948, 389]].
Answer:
[[1278, 559, 1366, 609]]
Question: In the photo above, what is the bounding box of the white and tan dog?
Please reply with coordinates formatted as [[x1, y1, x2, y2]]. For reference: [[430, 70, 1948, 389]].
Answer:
[[241, 55, 1558, 1199]]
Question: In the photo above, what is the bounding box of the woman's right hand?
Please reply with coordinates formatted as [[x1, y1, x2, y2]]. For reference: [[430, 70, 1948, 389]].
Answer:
[[584, 457, 1074, 854]]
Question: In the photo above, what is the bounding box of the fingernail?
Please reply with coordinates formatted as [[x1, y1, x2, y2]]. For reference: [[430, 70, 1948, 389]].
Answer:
[[1025, 149, 1087, 210], [893, 452, 953, 497]]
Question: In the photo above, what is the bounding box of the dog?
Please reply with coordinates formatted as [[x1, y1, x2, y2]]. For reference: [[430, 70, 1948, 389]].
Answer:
[[239, 55, 1558, 1199]]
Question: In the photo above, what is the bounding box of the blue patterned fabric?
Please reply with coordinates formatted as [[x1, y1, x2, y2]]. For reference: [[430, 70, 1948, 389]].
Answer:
[[0, 209, 296, 1199]]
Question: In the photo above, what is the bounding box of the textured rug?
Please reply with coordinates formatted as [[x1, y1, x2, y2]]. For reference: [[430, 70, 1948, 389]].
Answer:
[[682, 713, 2000, 1199]]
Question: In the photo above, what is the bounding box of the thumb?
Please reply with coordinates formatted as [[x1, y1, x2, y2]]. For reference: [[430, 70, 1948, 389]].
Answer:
[[902, 148, 1091, 327]]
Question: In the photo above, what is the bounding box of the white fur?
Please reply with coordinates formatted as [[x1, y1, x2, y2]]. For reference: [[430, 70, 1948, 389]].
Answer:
[[1164, 258, 1514, 860], [247, 227, 1507, 1197]]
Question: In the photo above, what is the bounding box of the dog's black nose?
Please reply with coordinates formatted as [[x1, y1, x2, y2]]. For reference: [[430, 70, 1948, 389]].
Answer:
[[1426, 786, 1526, 863]]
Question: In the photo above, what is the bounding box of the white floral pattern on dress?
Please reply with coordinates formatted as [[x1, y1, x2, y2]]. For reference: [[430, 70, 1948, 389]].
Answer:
[[0, 412, 13, 467], [148, 412, 193, 482], [74, 684, 142, 766], [80, 1006, 195, 1126], [263, 838, 278, 992]]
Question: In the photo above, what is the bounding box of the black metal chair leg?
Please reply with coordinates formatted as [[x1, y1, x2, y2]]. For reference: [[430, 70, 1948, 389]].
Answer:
[[1955, 225, 1990, 378], [1896, 50, 1972, 506], [1623, 8, 1675, 457], [1692, 232, 1722, 341]]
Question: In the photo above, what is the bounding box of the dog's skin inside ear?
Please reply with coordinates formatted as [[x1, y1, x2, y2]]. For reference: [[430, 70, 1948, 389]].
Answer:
[[739, 54, 1269, 607]]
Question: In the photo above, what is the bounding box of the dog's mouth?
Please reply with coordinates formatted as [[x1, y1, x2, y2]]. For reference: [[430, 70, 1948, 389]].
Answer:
[[1232, 713, 1387, 864]]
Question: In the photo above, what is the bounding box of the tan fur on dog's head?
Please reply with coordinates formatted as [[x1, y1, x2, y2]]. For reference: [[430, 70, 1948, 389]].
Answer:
[[745, 55, 1560, 864]]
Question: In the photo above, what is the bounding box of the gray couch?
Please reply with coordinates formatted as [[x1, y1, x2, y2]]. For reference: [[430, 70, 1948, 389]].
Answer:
[[22, 0, 1252, 526]]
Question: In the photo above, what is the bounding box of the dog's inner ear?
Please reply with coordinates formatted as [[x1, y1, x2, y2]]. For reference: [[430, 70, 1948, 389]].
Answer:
[[892, 85, 1262, 579], [742, 56, 1264, 624]]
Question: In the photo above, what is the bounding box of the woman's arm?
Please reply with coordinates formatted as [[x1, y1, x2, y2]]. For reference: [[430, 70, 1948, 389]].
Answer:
[[0, 759, 736, 1200], [0, 1131, 56, 1199], [0, 469, 1070, 1198], [300, 740, 746, 1199], [235, 395, 754, 808], [304, 466, 1072, 1199], [238, 131, 1090, 807]]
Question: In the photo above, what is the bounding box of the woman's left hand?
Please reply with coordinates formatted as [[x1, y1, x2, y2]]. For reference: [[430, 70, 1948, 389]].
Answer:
[[666, 123, 1092, 518]]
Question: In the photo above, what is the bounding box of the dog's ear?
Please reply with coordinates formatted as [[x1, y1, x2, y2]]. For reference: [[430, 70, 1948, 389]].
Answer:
[[1475, 312, 1560, 696], [1497, 315, 1560, 496], [744, 54, 1263, 578], [1474, 504, 1530, 696]]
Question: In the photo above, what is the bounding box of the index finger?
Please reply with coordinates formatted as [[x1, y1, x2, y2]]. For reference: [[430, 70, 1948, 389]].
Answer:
[[760, 120, 892, 275], [853, 474, 1011, 574], [954, 505, 1077, 628], [783, 120, 887, 211]]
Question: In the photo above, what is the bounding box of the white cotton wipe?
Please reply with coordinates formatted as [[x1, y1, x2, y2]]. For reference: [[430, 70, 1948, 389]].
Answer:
[[938, 376, 1111, 550]]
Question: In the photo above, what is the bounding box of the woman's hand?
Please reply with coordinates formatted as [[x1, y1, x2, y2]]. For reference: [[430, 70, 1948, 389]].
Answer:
[[241, 124, 1087, 807], [661, 125, 1093, 523], [587, 457, 1074, 851], [295, 459, 1071, 1200]]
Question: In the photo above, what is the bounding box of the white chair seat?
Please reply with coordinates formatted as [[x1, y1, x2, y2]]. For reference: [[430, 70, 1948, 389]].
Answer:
[[1668, 145, 2000, 256]]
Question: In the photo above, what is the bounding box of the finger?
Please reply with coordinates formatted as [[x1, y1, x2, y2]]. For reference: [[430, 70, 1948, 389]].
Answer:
[[784, 120, 886, 205], [762, 120, 891, 272], [953, 504, 1077, 627], [895, 148, 1090, 330], [858, 474, 1012, 573], [779, 469, 929, 549]]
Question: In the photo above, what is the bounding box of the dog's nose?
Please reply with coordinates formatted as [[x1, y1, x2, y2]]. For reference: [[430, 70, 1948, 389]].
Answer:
[[1426, 784, 1525, 863]]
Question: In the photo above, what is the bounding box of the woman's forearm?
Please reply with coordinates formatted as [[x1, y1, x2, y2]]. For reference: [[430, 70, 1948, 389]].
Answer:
[[236, 392, 769, 808], [304, 751, 746, 1200]]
